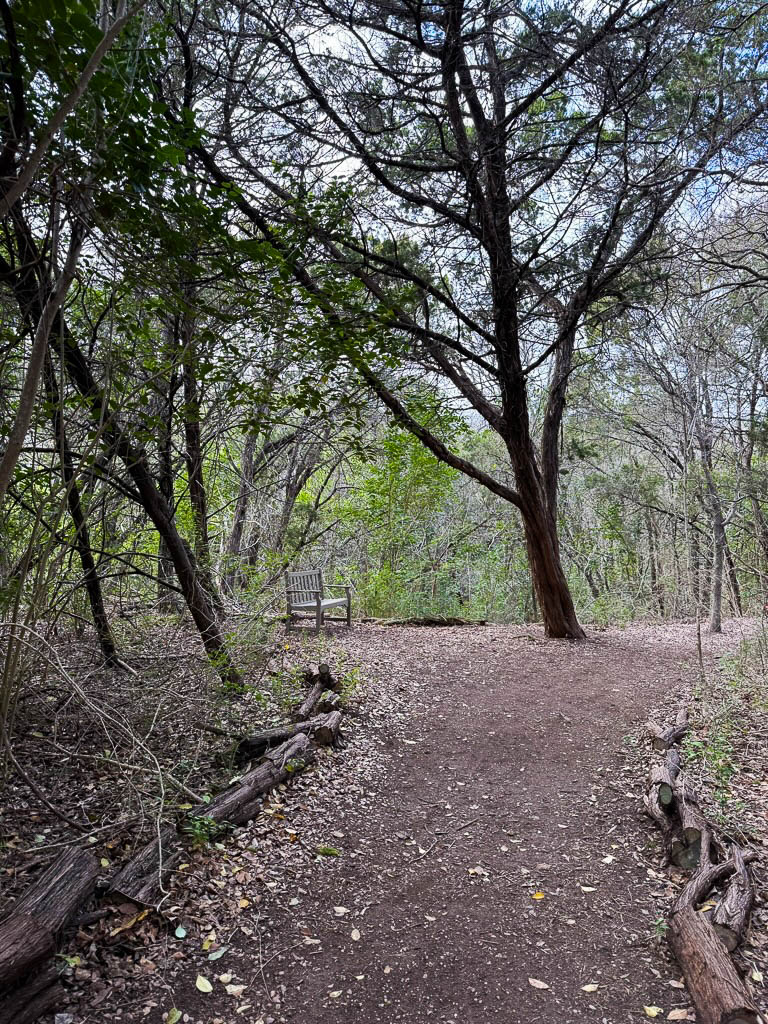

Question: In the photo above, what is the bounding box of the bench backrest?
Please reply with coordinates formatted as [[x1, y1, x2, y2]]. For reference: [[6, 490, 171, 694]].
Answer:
[[286, 569, 324, 604]]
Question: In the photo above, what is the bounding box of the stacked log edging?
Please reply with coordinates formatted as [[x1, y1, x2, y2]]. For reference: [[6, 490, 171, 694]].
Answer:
[[643, 710, 760, 1024], [110, 662, 344, 906], [0, 662, 346, 1021]]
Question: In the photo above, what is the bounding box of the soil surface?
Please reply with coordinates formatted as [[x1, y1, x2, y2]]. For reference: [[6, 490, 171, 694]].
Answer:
[[60, 618, 762, 1024]]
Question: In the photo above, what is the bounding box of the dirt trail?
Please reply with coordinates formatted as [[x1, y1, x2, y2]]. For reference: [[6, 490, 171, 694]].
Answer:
[[235, 619, 751, 1024], [71, 619, 754, 1024]]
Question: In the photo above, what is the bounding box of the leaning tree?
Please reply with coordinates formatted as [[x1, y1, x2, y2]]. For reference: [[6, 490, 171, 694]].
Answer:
[[177, 0, 768, 636]]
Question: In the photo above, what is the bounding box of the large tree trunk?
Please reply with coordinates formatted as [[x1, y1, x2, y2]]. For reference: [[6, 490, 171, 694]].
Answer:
[[507, 435, 585, 639], [646, 512, 665, 616], [723, 538, 742, 616], [157, 325, 181, 610], [689, 525, 703, 612], [521, 509, 585, 638]]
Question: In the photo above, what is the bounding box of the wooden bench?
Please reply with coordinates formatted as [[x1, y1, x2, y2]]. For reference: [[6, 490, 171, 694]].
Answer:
[[285, 569, 352, 632]]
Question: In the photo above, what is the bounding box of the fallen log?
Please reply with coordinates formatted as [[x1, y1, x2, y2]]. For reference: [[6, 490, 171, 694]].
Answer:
[[109, 734, 315, 907], [236, 720, 313, 761], [5, 847, 98, 931], [646, 708, 689, 751], [296, 681, 326, 720], [203, 732, 315, 826], [313, 710, 343, 747], [667, 905, 758, 1024], [712, 846, 754, 952], [0, 917, 54, 990], [379, 615, 487, 627], [642, 710, 760, 1024], [0, 964, 63, 1024], [0, 849, 97, 1023], [674, 848, 758, 913], [0, 848, 98, 988], [237, 710, 343, 762], [644, 747, 682, 843], [109, 824, 181, 907], [670, 786, 709, 870], [648, 747, 681, 808], [318, 690, 342, 714], [305, 662, 335, 687], [295, 664, 339, 720]]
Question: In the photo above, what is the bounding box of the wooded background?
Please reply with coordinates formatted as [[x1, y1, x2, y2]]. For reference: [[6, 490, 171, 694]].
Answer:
[[1, 0, 768, 707]]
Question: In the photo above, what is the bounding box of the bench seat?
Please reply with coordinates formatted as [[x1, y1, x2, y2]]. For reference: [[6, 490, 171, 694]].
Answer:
[[286, 569, 352, 632], [290, 597, 348, 611]]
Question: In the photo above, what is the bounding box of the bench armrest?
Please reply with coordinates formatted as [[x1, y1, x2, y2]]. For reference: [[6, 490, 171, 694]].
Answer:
[[325, 583, 352, 592]]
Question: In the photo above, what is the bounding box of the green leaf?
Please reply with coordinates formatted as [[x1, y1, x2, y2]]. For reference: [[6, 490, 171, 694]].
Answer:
[[315, 845, 341, 857], [167, 1009, 182, 1024]]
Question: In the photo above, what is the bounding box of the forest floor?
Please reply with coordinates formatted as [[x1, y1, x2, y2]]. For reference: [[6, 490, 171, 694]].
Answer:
[[5, 617, 767, 1024]]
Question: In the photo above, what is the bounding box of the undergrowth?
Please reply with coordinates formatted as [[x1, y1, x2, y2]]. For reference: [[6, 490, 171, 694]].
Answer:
[[683, 625, 768, 836]]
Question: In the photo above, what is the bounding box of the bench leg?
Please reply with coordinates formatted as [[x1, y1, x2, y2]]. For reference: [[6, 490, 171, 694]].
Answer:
[[316, 600, 323, 634], [346, 600, 352, 627]]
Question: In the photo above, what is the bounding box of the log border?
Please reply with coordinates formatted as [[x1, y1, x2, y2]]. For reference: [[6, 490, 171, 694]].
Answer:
[[1, 661, 348, 1023], [642, 710, 761, 1024]]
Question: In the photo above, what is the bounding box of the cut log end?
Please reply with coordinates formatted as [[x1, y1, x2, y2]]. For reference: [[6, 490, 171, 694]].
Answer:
[[312, 710, 343, 747]]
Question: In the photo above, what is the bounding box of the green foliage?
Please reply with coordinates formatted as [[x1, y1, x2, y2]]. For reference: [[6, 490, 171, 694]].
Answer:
[[181, 815, 232, 850]]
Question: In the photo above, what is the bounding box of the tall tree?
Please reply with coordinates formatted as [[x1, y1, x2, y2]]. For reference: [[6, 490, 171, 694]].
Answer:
[[186, 0, 768, 637]]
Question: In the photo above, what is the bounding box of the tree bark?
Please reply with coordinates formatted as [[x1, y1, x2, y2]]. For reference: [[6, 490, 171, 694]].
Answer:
[[723, 538, 742, 617], [157, 323, 181, 610], [709, 512, 725, 634], [667, 906, 758, 1024], [236, 709, 342, 761], [712, 846, 753, 952], [0, 918, 54, 990], [0, 848, 97, 988], [109, 823, 182, 907], [0, 965, 63, 1024], [646, 512, 665, 615], [225, 432, 256, 591], [514, 467, 585, 639]]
